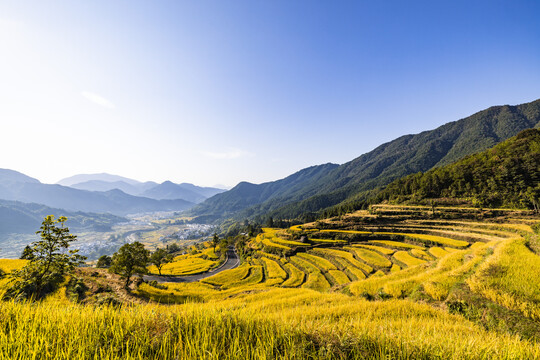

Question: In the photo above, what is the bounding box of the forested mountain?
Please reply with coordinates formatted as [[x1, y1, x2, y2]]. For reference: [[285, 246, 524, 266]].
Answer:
[[188, 163, 339, 222], [264, 98, 540, 219], [375, 129, 540, 209], [191, 98, 540, 223], [0, 199, 126, 234]]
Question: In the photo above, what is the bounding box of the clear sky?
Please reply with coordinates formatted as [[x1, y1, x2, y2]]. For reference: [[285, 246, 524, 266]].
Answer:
[[1, 1, 539, 187]]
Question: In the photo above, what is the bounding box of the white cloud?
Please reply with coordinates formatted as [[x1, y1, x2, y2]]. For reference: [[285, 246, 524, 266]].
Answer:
[[202, 148, 254, 160], [82, 91, 115, 109]]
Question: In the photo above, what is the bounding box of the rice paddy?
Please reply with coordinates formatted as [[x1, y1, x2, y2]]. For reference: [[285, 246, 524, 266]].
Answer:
[[2, 204, 540, 358]]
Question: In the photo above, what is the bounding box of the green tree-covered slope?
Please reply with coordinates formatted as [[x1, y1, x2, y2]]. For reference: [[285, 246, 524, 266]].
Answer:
[[189, 163, 339, 222], [376, 129, 540, 209]]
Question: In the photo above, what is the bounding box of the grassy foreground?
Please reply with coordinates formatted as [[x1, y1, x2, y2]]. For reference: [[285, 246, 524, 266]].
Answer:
[[1, 289, 540, 360]]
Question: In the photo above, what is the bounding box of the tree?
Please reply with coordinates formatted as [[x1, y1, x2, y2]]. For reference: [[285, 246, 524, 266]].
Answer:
[[150, 248, 173, 275], [20, 245, 34, 260], [211, 233, 220, 253], [166, 243, 180, 254], [4, 215, 86, 300], [96, 255, 112, 268], [109, 242, 149, 288]]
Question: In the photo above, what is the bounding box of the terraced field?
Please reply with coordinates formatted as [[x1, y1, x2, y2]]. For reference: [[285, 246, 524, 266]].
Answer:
[[2, 204, 540, 358], [147, 244, 222, 275], [147, 205, 540, 315]]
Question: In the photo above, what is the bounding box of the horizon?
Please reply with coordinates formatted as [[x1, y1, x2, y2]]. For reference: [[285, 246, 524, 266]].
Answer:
[[1, 1, 540, 187]]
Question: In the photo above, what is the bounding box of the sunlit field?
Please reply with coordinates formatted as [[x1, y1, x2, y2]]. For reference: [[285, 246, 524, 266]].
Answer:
[[1, 204, 540, 359]]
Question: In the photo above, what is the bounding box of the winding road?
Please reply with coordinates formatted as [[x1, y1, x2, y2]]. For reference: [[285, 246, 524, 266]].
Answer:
[[143, 246, 240, 283]]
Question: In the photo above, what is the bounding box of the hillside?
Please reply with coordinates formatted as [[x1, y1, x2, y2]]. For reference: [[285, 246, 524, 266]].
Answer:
[[376, 129, 540, 209], [191, 99, 540, 223], [188, 163, 339, 222]]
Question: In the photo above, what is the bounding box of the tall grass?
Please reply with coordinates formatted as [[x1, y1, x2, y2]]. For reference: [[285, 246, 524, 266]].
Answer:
[[1, 289, 539, 359]]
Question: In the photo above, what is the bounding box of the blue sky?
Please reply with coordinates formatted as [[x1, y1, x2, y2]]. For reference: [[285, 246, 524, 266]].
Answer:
[[1, 1, 539, 187]]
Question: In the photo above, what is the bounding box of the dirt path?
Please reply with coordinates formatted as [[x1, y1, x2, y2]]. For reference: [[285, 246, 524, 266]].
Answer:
[[143, 246, 240, 283]]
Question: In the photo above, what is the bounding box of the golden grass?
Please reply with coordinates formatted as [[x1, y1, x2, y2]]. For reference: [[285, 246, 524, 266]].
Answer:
[[320, 229, 371, 235], [370, 240, 425, 250], [467, 237, 540, 321], [302, 271, 331, 292], [309, 238, 347, 244], [3, 288, 540, 359], [202, 264, 250, 287], [260, 257, 287, 279], [353, 244, 396, 255], [313, 248, 373, 274], [392, 251, 426, 267], [346, 247, 392, 268], [4, 211, 540, 359], [411, 249, 433, 261], [281, 263, 305, 287], [289, 256, 330, 292], [428, 247, 450, 258], [373, 232, 470, 248], [296, 252, 337, 271], [0, 259, 27, 273], [328, 270, 351, 285]]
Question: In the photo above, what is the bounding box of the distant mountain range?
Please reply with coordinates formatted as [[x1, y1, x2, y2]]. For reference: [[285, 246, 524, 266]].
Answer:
[[0, 170, 194, 217], [190, 98, 540, 223], [0, 170, 228, 233], [57, 173, 142, 186], [58, 173, 225, 203]]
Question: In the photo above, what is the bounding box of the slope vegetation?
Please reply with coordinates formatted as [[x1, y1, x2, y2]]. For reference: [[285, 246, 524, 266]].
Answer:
[[189, 163, 338, 222], [377, 128, 540, 209]]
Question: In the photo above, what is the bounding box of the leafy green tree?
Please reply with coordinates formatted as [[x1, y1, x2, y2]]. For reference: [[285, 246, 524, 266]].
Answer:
[[96, 255, 112, 268], [166, 243, 180, 254], [211, 233, 220, 253], [150, 248, 173, 275], [526, 185, 540, 214], [4, 215, 86, 300], [109, 242, 150, 288], [20, 245, 34, 260]]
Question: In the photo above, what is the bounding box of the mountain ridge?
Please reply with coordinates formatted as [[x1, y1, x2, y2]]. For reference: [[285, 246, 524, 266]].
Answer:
[[190, 98, 540, 223]]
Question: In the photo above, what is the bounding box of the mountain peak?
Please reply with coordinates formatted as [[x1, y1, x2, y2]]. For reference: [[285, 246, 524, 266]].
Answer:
[[57, 173, 141, 186], [0, 169, 41, 185]]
